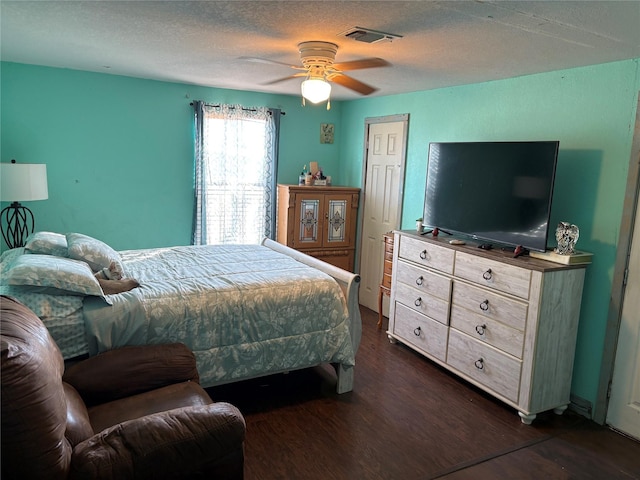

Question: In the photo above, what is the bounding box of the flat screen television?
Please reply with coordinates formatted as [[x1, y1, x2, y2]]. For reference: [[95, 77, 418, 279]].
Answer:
[[423, 141, 559, 252]]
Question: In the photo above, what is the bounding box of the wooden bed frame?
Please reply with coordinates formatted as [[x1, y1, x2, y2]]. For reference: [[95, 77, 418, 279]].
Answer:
[[261, 238, 362, 393]]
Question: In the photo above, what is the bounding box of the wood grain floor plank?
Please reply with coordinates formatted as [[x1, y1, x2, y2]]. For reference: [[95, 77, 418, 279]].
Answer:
[[207, 307, 640, 480]]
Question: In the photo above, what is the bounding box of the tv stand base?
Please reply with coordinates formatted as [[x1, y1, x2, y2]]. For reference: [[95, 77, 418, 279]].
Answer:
[[421, 227, 452, 237]]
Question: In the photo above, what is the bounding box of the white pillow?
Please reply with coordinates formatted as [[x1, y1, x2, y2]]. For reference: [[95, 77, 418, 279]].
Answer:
[[4, 254, 108, 301], [24, 231, 68, 257], [66, 232, 124, 275]]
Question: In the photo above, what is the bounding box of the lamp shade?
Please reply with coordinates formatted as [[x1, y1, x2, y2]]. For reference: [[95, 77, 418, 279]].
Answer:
[[301, 79, 331, 104], [0, 163, 48, 202]]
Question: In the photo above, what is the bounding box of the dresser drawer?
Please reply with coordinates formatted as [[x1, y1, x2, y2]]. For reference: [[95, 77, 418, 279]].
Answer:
[[447, 329, 521, 403], [396, 260, 451, 301], [451, 281, 528, 331], [454, 252, 531, 299], [394, 282, 450, 325], [398, 235, 454, 274], [450, 305, 525, 358], [393, 303, 448, 361]]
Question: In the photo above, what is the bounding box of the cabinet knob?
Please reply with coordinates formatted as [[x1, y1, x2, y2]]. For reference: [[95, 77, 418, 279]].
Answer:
[[419, 250, 428, 260], [475, 324, 487, 335], [414, 297, 422, 307], [482, 269, 492, 281], [416, 276, 424, 286], [413, 326, 422, 336], [474, 358, 484, 370], [479, 300, 489, 311]]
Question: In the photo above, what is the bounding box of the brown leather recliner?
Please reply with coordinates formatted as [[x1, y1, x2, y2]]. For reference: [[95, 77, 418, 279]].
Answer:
[[1, 295, 246, 480]]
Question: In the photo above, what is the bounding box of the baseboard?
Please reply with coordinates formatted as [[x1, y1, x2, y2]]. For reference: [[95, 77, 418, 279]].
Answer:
[[569, 394, 593, 419]]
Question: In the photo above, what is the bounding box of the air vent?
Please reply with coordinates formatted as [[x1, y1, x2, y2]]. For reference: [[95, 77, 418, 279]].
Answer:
[[339, 27, 403, 44]]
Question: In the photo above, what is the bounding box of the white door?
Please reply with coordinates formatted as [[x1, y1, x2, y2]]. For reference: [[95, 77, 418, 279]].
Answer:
[[607, 180, 640, 440], [358, 118, 407, 313]]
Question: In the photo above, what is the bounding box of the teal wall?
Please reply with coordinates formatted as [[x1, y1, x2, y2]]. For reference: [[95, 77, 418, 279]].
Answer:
[[0, 62, 342, 250], [2, 58, 639, 414], [339, 59, 640, 408]]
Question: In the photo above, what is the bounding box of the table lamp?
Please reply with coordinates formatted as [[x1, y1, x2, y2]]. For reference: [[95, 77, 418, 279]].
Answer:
[[0, 160, 49, 248]]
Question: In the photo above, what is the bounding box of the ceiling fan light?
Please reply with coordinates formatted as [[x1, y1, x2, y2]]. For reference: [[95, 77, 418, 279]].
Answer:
[[301, 78, 331, 104]]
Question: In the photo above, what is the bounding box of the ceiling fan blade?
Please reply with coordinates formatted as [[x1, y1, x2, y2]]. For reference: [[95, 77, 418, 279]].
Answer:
[[239, 56, 304, 70], [332, 58, 390, 71], [262, 72, 307, 85], [329, 73, 377, 96]]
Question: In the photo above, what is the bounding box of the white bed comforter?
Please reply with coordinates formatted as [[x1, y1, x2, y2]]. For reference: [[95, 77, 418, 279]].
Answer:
[[83, 244, 356, 388]]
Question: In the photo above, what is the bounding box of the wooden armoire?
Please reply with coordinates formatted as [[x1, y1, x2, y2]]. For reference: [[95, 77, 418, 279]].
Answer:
[[276, 184, 360, 272]]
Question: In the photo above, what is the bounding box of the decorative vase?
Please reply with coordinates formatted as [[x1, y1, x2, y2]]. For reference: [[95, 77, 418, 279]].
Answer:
[[554, 222, 579, 255], [416, 220, 423, 232]]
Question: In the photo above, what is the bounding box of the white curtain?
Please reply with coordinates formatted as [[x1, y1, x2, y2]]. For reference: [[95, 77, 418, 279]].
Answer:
[[193, 102, 280, 245]]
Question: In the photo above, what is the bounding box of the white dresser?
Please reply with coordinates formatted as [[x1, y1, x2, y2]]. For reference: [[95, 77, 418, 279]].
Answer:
[[388, 231, 587, 424]]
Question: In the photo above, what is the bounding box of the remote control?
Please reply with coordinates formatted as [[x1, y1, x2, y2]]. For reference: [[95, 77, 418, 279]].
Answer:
[[449, 239, 466, 245]]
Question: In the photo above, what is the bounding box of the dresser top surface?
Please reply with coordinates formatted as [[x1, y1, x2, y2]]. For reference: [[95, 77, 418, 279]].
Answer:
[[278, 184, 360, 193], [395, 230, 588, 273]]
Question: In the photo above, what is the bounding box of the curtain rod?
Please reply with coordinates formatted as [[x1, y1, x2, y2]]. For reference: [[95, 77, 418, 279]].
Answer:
[[189, 102, 285, 115]]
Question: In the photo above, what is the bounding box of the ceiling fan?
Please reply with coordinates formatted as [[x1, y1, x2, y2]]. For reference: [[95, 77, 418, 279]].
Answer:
[[248, 41, 390, 106]]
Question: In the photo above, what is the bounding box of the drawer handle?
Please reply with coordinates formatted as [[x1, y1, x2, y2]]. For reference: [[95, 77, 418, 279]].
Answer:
[[474, 358, 484, 370], [475, 324, 487, 335], [413, 326, 422, 337], [416, 276, 424, 286], [479, 300, 489, 311], [482, 269, 492, 281], [414, 297, 422, 307], [419, 250, 428, 260]]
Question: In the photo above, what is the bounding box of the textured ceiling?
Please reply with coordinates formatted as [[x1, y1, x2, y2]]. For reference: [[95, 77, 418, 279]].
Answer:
[[1, 1, 639, 100]]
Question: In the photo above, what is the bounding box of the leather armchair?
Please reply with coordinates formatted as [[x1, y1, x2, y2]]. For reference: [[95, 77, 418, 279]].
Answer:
[[1, 295, 246, 480]]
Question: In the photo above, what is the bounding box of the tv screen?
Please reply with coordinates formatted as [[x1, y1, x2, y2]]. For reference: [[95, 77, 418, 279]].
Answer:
[[423, 141, 559, 252]]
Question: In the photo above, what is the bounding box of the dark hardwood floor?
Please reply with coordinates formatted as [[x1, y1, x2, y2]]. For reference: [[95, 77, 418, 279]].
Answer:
[[207, 306, 640, 480]]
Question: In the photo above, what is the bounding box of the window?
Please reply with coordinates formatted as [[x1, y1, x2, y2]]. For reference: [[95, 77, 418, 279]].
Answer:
[[193, 102, 280, 245]]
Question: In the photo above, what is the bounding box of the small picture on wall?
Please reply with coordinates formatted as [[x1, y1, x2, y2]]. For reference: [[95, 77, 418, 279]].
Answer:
[[320, 123, 334, 144]]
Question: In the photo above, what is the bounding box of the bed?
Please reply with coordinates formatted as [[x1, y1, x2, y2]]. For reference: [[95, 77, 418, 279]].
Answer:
[[0, 232, 362, 393]]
